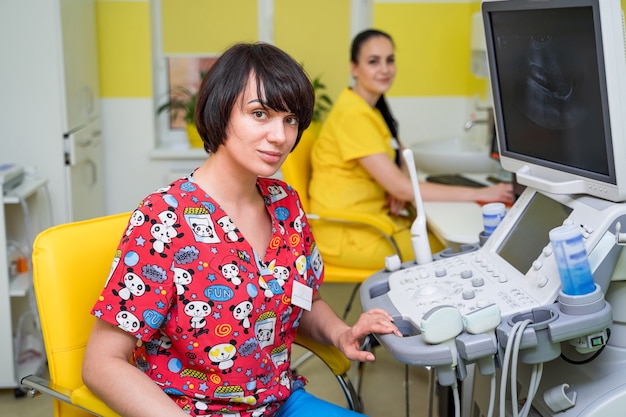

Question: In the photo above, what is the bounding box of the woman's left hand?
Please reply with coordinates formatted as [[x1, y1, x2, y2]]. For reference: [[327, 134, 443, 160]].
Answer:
[[386, 195, 407, 216], [336, 308, 402, 362]]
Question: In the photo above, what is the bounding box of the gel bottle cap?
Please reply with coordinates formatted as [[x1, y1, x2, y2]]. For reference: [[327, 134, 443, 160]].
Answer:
[[549, 224, 596, 296], [482, 202, 506, 237]]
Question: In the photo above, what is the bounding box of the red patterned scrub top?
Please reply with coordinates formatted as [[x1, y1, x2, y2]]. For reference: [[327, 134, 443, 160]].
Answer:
[[91, 176, 324, 416]]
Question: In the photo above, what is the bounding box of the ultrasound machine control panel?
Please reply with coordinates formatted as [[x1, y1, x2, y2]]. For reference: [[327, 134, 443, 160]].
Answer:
[[360, 0, 626, 414], [360, 186, 623, 412]]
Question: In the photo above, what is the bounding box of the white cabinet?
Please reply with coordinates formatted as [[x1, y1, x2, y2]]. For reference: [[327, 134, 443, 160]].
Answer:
[[0, 0, 104, 226], [0, 177, 48, 389]]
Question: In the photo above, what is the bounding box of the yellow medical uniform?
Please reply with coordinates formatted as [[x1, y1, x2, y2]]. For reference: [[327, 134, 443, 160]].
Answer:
[[310, 88, 443, 269]]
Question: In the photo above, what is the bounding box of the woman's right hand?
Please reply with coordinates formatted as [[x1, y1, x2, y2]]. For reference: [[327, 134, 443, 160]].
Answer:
[[475, 182, 515, 204]]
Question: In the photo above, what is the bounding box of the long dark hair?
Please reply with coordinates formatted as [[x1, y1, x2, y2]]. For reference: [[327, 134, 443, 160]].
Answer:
[[351, 29, 401, 165], [375, 96, 400, 164]]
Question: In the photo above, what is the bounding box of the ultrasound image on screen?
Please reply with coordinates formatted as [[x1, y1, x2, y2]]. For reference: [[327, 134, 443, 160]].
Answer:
[[490, 6, 610, 177], [497, 192, 572, 273]]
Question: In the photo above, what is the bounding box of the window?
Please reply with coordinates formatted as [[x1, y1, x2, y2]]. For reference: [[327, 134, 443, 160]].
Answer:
[[160, 57, 218, 130], [151, 0, 262, 153]]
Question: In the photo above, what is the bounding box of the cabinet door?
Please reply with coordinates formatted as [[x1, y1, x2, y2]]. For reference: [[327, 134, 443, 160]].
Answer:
[[66, 120, 105, 222]]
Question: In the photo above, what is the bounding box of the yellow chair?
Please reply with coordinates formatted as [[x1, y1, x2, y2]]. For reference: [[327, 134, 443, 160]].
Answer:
[[282, 126, 406, 395], [282, 127, 403, 319], [21, 212, 362, 416]]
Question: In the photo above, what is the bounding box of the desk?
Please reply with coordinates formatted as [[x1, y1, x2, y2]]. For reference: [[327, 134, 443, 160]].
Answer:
[[420, 173, 490, 249], [423, 201, 483, 248]]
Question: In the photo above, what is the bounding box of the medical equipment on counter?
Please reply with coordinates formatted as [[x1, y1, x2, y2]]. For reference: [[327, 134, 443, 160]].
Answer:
[[360, 186, 624, 416], [549, 225, 597, 296], [0, 164, 24, 195], [482, 203, 506, 237], [360, 0, 626, 414]]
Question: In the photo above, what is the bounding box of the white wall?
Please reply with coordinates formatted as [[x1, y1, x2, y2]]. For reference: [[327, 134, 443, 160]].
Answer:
[[389, 96, 491, 147], [100, 95, 494, 215], [101, 98, 205, 215]]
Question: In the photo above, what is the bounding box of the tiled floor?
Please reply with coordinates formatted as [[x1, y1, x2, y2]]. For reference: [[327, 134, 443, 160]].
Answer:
[[0, 283, 439, 417]]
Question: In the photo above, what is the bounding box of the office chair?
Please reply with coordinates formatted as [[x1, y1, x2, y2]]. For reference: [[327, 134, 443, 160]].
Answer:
[[282, 127, 405, 393], [20, 212, 362, 416], [282, 127, 403, 319]]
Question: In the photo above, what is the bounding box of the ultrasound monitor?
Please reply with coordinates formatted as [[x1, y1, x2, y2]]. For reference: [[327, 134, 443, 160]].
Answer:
[[496, 192, 572, 273], [482, 0, 626, 202]]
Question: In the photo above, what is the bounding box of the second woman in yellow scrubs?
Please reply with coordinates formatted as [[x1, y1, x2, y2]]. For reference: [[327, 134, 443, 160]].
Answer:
[[310, 29, 514, 269]]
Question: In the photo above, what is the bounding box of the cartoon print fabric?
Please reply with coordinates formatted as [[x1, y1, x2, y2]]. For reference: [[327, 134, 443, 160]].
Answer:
[[92, 176, 324, 416]]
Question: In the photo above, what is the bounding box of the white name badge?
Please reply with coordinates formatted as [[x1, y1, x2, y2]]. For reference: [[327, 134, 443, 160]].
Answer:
[[291, 280, 313, 311]]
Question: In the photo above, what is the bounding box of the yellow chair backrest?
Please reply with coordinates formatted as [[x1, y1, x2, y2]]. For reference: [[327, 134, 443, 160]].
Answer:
[[32, 212, 130, 417], [282, 123, 319, 212], [282, 122, 403, 285]]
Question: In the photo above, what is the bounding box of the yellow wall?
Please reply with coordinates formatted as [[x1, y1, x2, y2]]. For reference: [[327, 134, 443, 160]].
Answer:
[[95, 0, 626, 100], [95, 0, 483, 101], [374, 1, 485, 97], [274, 0, 351, 106], [96, 1, 152, 97], [161, 0, 258, 53]]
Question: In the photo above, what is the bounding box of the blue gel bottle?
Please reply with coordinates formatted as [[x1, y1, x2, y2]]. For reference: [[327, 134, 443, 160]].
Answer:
[[482, 202, 506, 237], [549, 224, 596, 296]]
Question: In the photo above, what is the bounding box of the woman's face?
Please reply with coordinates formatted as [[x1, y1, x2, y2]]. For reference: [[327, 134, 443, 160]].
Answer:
[[351, 36, 396, 105], [221, 74, 299, 178]]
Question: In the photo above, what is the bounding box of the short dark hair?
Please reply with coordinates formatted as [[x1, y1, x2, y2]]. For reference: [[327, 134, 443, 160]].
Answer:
[[195, 42, 315, 153], [350, 29, 394, 64]]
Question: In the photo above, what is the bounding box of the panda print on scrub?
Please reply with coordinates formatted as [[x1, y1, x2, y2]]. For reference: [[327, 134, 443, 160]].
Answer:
[[149, 207, 184, 257], [183, 299, 214, 337], [91, 176, 322, 416], [124, 209, 147, 241], [230, 298, 253, 334], [171, 263, 194, 298], [217, 215, 245, 243], [219, 255, 244, 289], [184, 206, 221, 244], [205, 339, 238, 373], [111, 269, 150, 305]]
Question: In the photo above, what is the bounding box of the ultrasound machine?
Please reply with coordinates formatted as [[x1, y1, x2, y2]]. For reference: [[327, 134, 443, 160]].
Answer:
[[360, 1, 626, 416]]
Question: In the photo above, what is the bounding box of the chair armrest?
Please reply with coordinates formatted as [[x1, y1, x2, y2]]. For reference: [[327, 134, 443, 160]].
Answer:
[[21, 374, 71, 402], [308, 209, 402, 257], [293, 333, 351, 376], [21, 374, 121, 416], [293, 333, 363, 412], [313, 209, 397, 234], [72, 385, 121, 416]]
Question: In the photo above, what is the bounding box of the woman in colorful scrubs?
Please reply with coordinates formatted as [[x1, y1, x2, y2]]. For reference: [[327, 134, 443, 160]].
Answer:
[[82, 42, 400, 417]]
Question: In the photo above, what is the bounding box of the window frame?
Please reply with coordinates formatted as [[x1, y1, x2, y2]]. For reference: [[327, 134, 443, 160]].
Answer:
[[150, 0, 275, 153]]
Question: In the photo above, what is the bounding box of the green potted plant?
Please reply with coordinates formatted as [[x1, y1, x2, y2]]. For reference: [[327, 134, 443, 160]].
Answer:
[[311, 75, 333, 124], [301, 75, 333, 142], [156, 71, 206, 149]]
